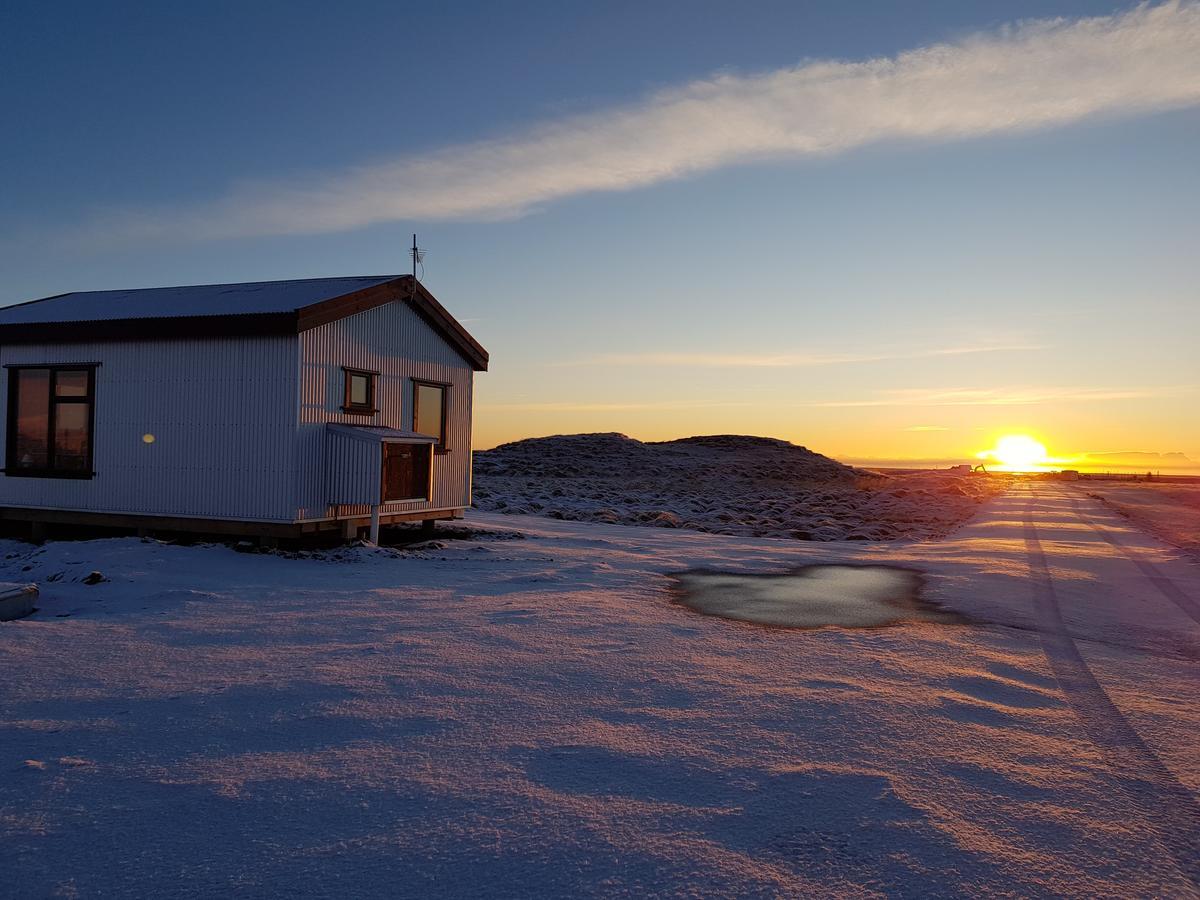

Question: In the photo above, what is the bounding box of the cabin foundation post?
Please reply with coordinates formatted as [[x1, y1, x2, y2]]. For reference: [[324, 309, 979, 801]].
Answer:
[[29, 521, 47, 544], [368, 505, 381, 545]]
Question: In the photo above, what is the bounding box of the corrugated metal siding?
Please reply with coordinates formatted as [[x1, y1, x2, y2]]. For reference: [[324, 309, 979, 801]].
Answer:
[[0, 337, 298, 521], [325, 429, 382, 505], [298, 300, 474, 521]]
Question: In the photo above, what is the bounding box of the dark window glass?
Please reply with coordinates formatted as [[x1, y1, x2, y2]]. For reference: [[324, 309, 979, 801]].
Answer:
[[383, 442, 431, 501], [6, 366, 95, 477], [14, 369, 50, 469], [342, 369, 375, 413], [55, 370, 88, 397], [414, 383, 446, 446], [53, 404, 90, 471]]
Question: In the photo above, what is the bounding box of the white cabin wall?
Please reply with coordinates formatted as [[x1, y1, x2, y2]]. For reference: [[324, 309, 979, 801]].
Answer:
[[324, 430, 383, 506], [297, 301, 474, 520], [0, 336, 298, 521]]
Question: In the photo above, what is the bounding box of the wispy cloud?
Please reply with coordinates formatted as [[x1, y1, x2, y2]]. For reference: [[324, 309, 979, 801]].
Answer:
[[481, 400, 751, 413], [1081, 450, 1196, 463], [904, 425, 950, 432], [814, 385, 1193, 408], [72, 2, 1200, 244], [1067, 450, 1200, 472], [574, 344, 1045, 369]]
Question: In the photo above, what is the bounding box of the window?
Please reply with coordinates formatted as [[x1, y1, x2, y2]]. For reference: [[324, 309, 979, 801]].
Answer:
[[383, 442, 431, 501], [413, 381, 447, 449], [5, 365, 96, 478], [342, 368, 377, 415]]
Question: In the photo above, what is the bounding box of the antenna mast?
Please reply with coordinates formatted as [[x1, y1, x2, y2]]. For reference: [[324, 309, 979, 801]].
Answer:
[[410, 233, 425, 282]]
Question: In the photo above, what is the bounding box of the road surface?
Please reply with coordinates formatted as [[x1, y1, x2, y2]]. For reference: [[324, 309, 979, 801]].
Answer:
[[923, 481, 1200, 889]]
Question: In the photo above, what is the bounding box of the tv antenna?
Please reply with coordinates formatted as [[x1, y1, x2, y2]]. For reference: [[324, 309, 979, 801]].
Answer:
[[410, 233, 426, 281]]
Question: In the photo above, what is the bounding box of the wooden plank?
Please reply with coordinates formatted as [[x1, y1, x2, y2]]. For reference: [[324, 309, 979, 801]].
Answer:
[[0, 312, 297, 344], [0, 506, 302, 538], [0, 505, 465, 538]]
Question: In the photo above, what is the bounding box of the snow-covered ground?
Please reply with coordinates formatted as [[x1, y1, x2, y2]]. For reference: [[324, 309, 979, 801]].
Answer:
[[1, 484, 1198, 896], [473, 433, 1005, 541], [1083, 480, 1200, 561]]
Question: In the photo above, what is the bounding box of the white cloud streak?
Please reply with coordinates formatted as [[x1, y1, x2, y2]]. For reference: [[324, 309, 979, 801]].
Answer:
[[813, 385, 1193, 408], [481, 400, 752, 413], [579, 344, 1044, 368], [78, 2, 1200, 244]]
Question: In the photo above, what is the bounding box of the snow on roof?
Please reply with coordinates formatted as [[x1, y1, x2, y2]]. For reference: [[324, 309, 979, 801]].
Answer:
[[0, 275, 402, 324]]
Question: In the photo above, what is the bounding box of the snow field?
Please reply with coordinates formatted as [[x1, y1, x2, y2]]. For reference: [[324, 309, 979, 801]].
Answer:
[[1, 485, 1197, 896]]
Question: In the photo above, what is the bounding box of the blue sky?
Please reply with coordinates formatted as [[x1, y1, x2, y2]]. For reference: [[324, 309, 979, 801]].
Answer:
[[2, 1, 1197, 466]]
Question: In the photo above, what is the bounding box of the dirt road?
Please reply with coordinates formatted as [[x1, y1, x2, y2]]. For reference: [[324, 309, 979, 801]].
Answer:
[[942, 481, 1200, 888]]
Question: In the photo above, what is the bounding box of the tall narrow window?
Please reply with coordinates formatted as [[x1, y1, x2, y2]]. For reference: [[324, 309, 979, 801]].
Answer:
[[413, 381, 447, 449], [5, 365, 96, 477], [342, 368, 377, 415]]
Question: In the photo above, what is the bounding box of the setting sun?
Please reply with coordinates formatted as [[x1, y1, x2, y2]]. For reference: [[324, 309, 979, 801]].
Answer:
[[979, 435, 1050, 472]]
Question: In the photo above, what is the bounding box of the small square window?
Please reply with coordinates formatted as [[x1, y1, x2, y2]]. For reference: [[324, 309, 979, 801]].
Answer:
[[342, 368, 377, 414]]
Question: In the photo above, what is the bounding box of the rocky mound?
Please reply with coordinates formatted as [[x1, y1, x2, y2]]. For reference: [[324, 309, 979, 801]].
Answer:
[[473, 433, 1003, 541], [475, 432, 856, 483]]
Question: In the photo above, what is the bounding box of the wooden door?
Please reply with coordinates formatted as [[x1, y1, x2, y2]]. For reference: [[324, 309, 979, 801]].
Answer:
[[382, 443, 432, 502]]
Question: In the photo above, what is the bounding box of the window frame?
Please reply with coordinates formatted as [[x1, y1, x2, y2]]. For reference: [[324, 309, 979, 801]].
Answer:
[[341, 367, 378, 416], [412, 379, 449, 452], [4, 363, 98, 479]]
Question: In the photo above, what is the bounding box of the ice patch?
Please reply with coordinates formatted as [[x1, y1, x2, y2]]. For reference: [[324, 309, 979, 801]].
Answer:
[[671, 565, 963, 629]]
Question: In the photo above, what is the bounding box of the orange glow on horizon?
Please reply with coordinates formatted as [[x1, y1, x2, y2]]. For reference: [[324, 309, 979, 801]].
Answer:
[[977, 434, 1058, 472], [472, 408, 1197, 475]]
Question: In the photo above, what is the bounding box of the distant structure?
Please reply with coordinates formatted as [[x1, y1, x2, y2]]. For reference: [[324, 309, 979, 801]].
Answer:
[[0, 275, 488, 543], [948, 464, 973, 474]]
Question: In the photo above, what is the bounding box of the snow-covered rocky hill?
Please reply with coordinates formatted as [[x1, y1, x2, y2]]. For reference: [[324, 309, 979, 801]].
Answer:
[[473, 433, 1002, 541]]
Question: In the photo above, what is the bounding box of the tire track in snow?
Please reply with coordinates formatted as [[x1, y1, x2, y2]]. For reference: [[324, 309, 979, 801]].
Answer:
[[1022, 492, 1200, 889], [1069, 494, 1200, 627]]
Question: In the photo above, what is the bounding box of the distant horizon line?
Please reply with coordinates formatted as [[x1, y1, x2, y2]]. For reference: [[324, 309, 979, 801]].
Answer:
[[473, 431, 1200, 473]]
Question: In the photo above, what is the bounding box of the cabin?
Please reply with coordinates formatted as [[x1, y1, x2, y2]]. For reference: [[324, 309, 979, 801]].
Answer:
[[0, 275, 488, 543]]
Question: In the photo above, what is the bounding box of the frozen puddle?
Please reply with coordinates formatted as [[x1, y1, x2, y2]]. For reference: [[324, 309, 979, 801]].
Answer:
[[671, 565, 964, 629]]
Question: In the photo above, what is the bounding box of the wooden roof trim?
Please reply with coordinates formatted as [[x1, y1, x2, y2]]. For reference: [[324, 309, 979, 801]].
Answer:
[[408, 280, 490, 372], [0, 311, 298, 345], [294, 280, 404, 331]]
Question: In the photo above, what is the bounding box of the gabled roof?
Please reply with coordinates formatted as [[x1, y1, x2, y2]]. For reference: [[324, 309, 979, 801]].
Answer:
[[0, 275, 488, 371]]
